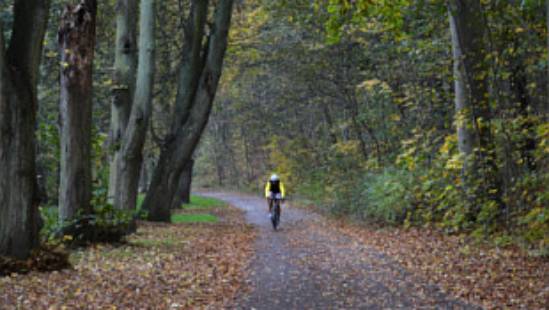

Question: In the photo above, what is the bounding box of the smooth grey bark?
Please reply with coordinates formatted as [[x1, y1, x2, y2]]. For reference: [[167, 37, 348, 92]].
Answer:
[[448, 0, 493, 145], [58, 0, 97, 221], [138, 154, 155, 193], [108, 0, 138, 202], [448, 0, 501, 205], [114, 0, 155, 211], [0, 0, 50, 259], [448, 1, 491, 161], [449, 8, 473, 157], [143, 0, 235, 221]]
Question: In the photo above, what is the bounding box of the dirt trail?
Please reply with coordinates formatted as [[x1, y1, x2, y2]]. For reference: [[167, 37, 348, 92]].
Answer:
[[202, 192, 479, 310]]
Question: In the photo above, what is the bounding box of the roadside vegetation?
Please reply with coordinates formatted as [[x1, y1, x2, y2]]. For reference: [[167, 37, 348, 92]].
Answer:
[[195, 0, 549, 257]]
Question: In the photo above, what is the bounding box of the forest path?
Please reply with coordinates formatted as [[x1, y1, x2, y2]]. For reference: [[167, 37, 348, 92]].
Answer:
[[202, 192, 478, 310]]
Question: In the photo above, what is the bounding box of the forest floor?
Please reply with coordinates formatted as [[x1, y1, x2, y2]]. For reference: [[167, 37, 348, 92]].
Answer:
[[1, 192, 547, 309], [0, 204, 256, 309], [205, 192, 548, 309]]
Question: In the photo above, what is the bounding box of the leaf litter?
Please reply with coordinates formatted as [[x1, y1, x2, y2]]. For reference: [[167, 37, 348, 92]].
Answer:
[[0, 206, 256, 309], [327, 218, 549, 309]]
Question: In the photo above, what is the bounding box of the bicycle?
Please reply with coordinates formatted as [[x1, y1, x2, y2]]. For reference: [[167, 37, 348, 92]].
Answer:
[[270, 193, 282, 230]]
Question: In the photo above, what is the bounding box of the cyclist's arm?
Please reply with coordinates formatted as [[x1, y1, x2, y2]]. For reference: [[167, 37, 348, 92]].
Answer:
[[280, 182, 285, 199], [265, 182, 271, 198]]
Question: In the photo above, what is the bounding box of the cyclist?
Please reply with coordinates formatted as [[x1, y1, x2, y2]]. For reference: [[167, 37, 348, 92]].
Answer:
[[265, 174, 285, 217]]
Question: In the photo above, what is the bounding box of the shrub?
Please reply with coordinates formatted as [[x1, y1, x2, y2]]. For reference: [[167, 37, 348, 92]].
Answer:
[[356, 168, 417, 225], [40, 182, 137, 246]]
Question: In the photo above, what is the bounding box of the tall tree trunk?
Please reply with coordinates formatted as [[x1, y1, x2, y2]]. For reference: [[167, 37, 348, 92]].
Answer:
[[547, 0, 549, 115], [143, 0, 235, 221], [58, 0, 97, 221], [108, 0, 138, 202], [448, 0, 501, 208], [0, 0, 50, 259], [171, 159, 194, 209], [114, 0, 155, 211], [449, 5, 474, 158], [170, 0, 209, 134]]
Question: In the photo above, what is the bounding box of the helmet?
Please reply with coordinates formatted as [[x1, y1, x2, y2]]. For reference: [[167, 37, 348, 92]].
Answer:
[[270, 174, 279, 181]]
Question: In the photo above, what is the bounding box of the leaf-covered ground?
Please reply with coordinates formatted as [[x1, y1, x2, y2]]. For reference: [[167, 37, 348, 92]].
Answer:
[[0, 206, 255, 309], [205, 193, 476, 309], [333, 222, 549, 309], [206, 192, 547, 309], [3, 192, 547, 309]]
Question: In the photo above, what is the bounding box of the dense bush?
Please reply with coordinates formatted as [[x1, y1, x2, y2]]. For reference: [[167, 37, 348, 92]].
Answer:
[[355, 168, 416, 225]]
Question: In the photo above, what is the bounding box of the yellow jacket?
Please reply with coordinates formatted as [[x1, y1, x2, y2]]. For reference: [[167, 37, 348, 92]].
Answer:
[[265, 181, 285, 198]]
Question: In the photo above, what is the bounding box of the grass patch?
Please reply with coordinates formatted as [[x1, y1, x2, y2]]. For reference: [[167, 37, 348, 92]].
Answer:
[[182, 195, 226, 210], [171, 213, 218, 224], [137, 194, 145, 210], [136, 194, 225, 210]]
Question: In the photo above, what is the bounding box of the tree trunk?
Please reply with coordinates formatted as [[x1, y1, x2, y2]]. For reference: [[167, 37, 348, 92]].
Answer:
[[170, 0, 209, 134], [449, 6, 474, 158], [138, 155, 154, 193], [448, 0, 501, 208], [0, 0, 50, 259], [143, 0, 235, 221], [171, 159, 194, 209], [108, 0, 138, 202], [546, 0, 549, 117], [114, 0, 155, 211], [58, 0, 97, 221]]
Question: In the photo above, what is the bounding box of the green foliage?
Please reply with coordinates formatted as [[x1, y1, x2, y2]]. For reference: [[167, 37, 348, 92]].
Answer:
[[40, 176, 136, 245], [356, 168, 416, 225], [36, 121, 60, 204], [39, 207, 62, 242], [190, 0, 549, 256], [519, 205, 549, 255]]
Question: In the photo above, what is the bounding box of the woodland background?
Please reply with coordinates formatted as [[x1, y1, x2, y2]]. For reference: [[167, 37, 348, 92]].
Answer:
[[0, 0, 547, 261]]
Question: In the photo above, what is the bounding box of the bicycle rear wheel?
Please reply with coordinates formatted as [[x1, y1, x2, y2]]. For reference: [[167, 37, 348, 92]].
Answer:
[[271, 203, 280, 230]]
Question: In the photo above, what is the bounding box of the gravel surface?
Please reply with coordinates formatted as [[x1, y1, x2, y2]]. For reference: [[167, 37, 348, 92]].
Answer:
[[202, 192, 479, 310]]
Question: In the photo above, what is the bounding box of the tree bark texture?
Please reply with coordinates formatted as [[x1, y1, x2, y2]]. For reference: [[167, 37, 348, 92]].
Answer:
[[546, 0, 549, 116], [448, 0, 493, 148], [449, 6, 474, 157], [448, 0, 501, 204], [138, 154, 155, 193], [171, 159, 194, 209], [108, 0, 138, 202], [143, 0, 235, 221], [171, 0, 209, 134], [0, 0, 50, 259], [58, 0, 97, 221], [114, 0, 155, 211]]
